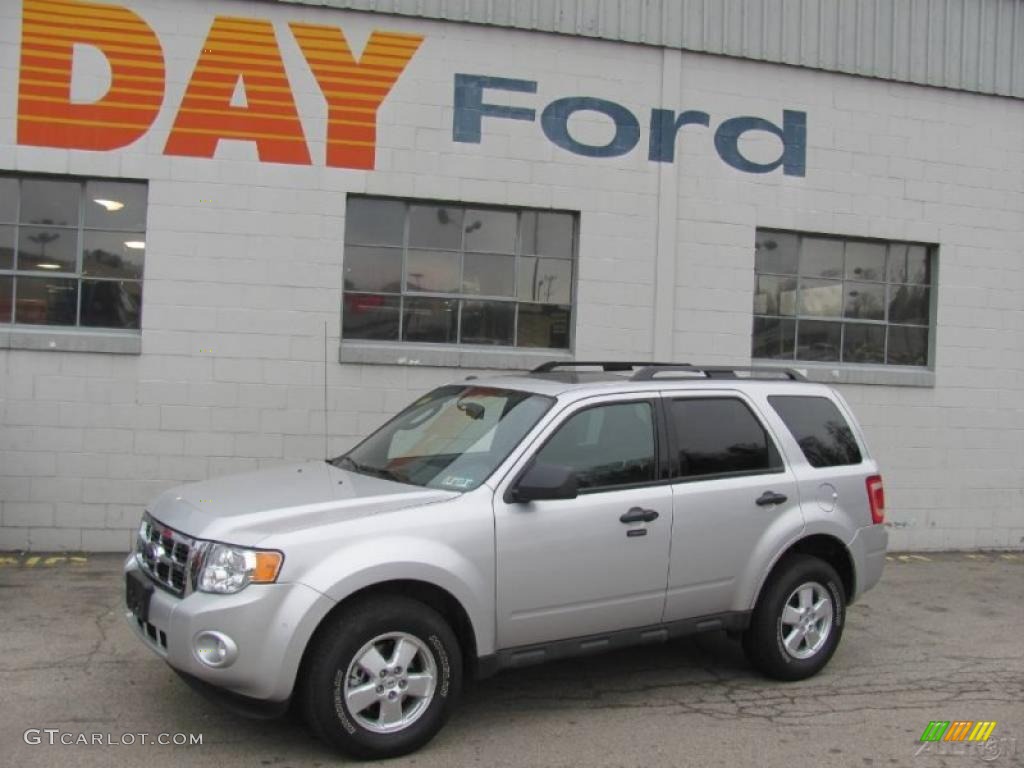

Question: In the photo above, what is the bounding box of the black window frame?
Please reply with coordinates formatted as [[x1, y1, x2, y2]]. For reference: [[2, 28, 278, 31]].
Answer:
[[752, 228, 936, 368], [0, 171, 147, 331], [342, 195, 577, 351], [523, 398, 669, 495], [665, 396, 786, 483]]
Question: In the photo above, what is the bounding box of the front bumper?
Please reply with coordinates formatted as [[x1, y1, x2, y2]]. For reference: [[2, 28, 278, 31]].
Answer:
[[848, 523, 888, 602], [123, 556, 335, 703]]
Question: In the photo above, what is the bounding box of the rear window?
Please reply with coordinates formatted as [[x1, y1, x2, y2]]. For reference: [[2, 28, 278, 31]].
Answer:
[[768, 395, 862, 468], [669, 397, 783, 479]]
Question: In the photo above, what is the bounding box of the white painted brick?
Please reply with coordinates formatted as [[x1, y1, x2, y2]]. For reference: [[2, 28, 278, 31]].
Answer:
[[81, 529, 131, 553], [3, 502, 54, 527], [28, 528, 82, 551]]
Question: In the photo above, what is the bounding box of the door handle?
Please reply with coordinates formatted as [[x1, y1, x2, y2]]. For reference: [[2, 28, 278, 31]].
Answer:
[[620, 507, 659, 524], [755, 491, 788, 507]]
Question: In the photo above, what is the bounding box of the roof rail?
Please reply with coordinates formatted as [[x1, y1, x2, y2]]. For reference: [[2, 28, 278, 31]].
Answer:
[[530, 361, 805, 381], [531, 361, 680, 373], [630, 365, 806, 381]]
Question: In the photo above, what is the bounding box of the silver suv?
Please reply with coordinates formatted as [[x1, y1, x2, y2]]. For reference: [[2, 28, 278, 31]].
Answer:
[[125, 362, 887, 759]]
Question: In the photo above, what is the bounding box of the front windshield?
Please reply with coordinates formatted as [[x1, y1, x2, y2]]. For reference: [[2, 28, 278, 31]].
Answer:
[[332, 385, 554, 491]]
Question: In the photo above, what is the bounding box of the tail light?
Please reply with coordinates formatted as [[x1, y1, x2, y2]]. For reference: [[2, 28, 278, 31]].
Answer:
[[866, 475, 885, 525]]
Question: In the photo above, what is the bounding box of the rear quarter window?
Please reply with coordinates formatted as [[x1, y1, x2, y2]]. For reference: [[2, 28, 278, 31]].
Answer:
[[768, 395, 862, 468]]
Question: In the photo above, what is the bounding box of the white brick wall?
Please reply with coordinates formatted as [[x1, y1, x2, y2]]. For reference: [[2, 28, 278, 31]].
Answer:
[[0, 0, 1021, 551]]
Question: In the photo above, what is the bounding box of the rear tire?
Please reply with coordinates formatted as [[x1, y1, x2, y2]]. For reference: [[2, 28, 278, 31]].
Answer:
[[301, 596, 462, 759], [742, 554, 845, 681]]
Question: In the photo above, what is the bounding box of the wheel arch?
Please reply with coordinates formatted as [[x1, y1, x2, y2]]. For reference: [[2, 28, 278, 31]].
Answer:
[[753, 534, 856, 609], [297, 579, 481, 688]]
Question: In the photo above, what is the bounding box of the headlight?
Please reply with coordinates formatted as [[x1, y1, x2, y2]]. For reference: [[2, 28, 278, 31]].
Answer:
[[197, 544, 283, 594]]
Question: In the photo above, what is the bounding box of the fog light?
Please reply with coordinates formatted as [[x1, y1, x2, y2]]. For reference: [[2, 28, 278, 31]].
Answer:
[[193, 631, 238, 668]]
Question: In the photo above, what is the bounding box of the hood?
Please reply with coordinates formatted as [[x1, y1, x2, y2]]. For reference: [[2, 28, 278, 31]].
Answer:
[[147, 461, 459, 547]]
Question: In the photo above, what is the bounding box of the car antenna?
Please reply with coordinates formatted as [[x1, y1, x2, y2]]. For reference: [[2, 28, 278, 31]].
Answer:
[[323, 319, 329, 461]]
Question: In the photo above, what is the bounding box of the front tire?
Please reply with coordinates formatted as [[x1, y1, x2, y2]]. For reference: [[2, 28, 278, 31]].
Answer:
[[742, 554, 845, 681], [301, 596, 462, 759]]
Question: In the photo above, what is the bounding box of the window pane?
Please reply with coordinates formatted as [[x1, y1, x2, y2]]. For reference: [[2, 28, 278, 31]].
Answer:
[[406, 249, 460, 293], [84, 181, 147, 231], [403, 297, 457, 342], [520, 211, 574, 259], [887, 243, 908, 283], [344, 198, 404, 245], [752, 317, 795, 359], [906, 245, 930, 284], [0, 224, 14, 269], [20, 178, 79, 226], [796, 320, 841, 361], [801, 237, 844, 278], [15, 275, 77, 325], [843, 281, 885, 320], [887, 325, 928, 366], [0, 178, 17, 222], [753, 275, 797, 315], [460, 300, 514, 345], [80, 279, 141, 329], [17, 225, 77, 272], [82, 231, 145, 279], [670, 398, 779, 478], [0, 275, 11, 323], [889, 285, 930, 325], [517, 303, 571, 349], [409, 204, 462, 249], [842, 323, 885, 363], [769, 395, 862, 468], [343, 245, 402, 292], [536, 402, 655, 490], [343, 293, 400, 340], [844, 241, 885, 281], [463, 252, 515, 296], [517, 256, 572, 303], [754, 230, 798, 274], [463, 209, 516, 253], [798, 278, 842, 317]]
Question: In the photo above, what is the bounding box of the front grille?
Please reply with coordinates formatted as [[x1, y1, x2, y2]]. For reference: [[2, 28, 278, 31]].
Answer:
[[136, 514, 196, 596]]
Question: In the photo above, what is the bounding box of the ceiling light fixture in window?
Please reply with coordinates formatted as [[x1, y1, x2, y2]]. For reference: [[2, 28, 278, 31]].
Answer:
[[123, 240, 145, 249], [94, 199, 125, 212], [35, 263, 61, 270]]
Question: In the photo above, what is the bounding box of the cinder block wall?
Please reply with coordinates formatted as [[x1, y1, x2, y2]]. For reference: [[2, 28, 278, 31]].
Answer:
[[0, 0, 1021, 551]]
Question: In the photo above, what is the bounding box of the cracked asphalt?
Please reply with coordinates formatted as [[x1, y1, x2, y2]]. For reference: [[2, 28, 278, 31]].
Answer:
[[1, 552, 1021, 767]]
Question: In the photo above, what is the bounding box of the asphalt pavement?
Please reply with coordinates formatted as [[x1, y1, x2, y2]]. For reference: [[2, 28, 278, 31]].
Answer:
[[1, 551, 1021, 767]]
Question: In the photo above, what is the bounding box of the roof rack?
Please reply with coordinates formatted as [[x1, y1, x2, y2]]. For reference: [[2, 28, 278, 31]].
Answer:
[[530, 361, 805, 382]]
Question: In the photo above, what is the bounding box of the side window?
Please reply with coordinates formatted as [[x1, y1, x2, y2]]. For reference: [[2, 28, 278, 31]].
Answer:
[[768, 395, 862, 468], [535, 402, 655, 490], [670, 398, 782, 479]]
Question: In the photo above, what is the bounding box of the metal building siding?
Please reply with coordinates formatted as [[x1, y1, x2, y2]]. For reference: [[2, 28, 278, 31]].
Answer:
[[275, 0, 1024, 98]]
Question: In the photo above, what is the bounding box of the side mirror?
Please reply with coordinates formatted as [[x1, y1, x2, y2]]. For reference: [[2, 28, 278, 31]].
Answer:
[[508, 462, 578, 503]]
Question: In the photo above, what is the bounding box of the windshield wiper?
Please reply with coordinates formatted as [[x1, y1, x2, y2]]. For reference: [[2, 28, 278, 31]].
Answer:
[[333, 456, 409, 484]]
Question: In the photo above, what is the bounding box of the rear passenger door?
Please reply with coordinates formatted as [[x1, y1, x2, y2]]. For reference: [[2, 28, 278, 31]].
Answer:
[[662, 393, 804, 621]]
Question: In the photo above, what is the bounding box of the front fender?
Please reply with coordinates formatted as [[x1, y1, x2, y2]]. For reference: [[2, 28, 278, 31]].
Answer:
[[299, 537, 495, 657]]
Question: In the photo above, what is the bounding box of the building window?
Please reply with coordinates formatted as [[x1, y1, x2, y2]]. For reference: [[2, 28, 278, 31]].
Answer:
[[0, 174, 147, 330], [752, 229, 934, 367], [342, 197, 575, 349]]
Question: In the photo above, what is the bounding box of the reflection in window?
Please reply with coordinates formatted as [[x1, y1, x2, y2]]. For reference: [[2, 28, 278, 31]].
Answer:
[[753, 229, 934, 367], [0, 173, 147, 329], [535, 402, 655, 490], [343, 197, 576, 349], [769, 396, 862, 468]]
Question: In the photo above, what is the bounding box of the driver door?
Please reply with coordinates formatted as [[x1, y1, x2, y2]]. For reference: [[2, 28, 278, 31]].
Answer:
[[493, 395, 672, 649]]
